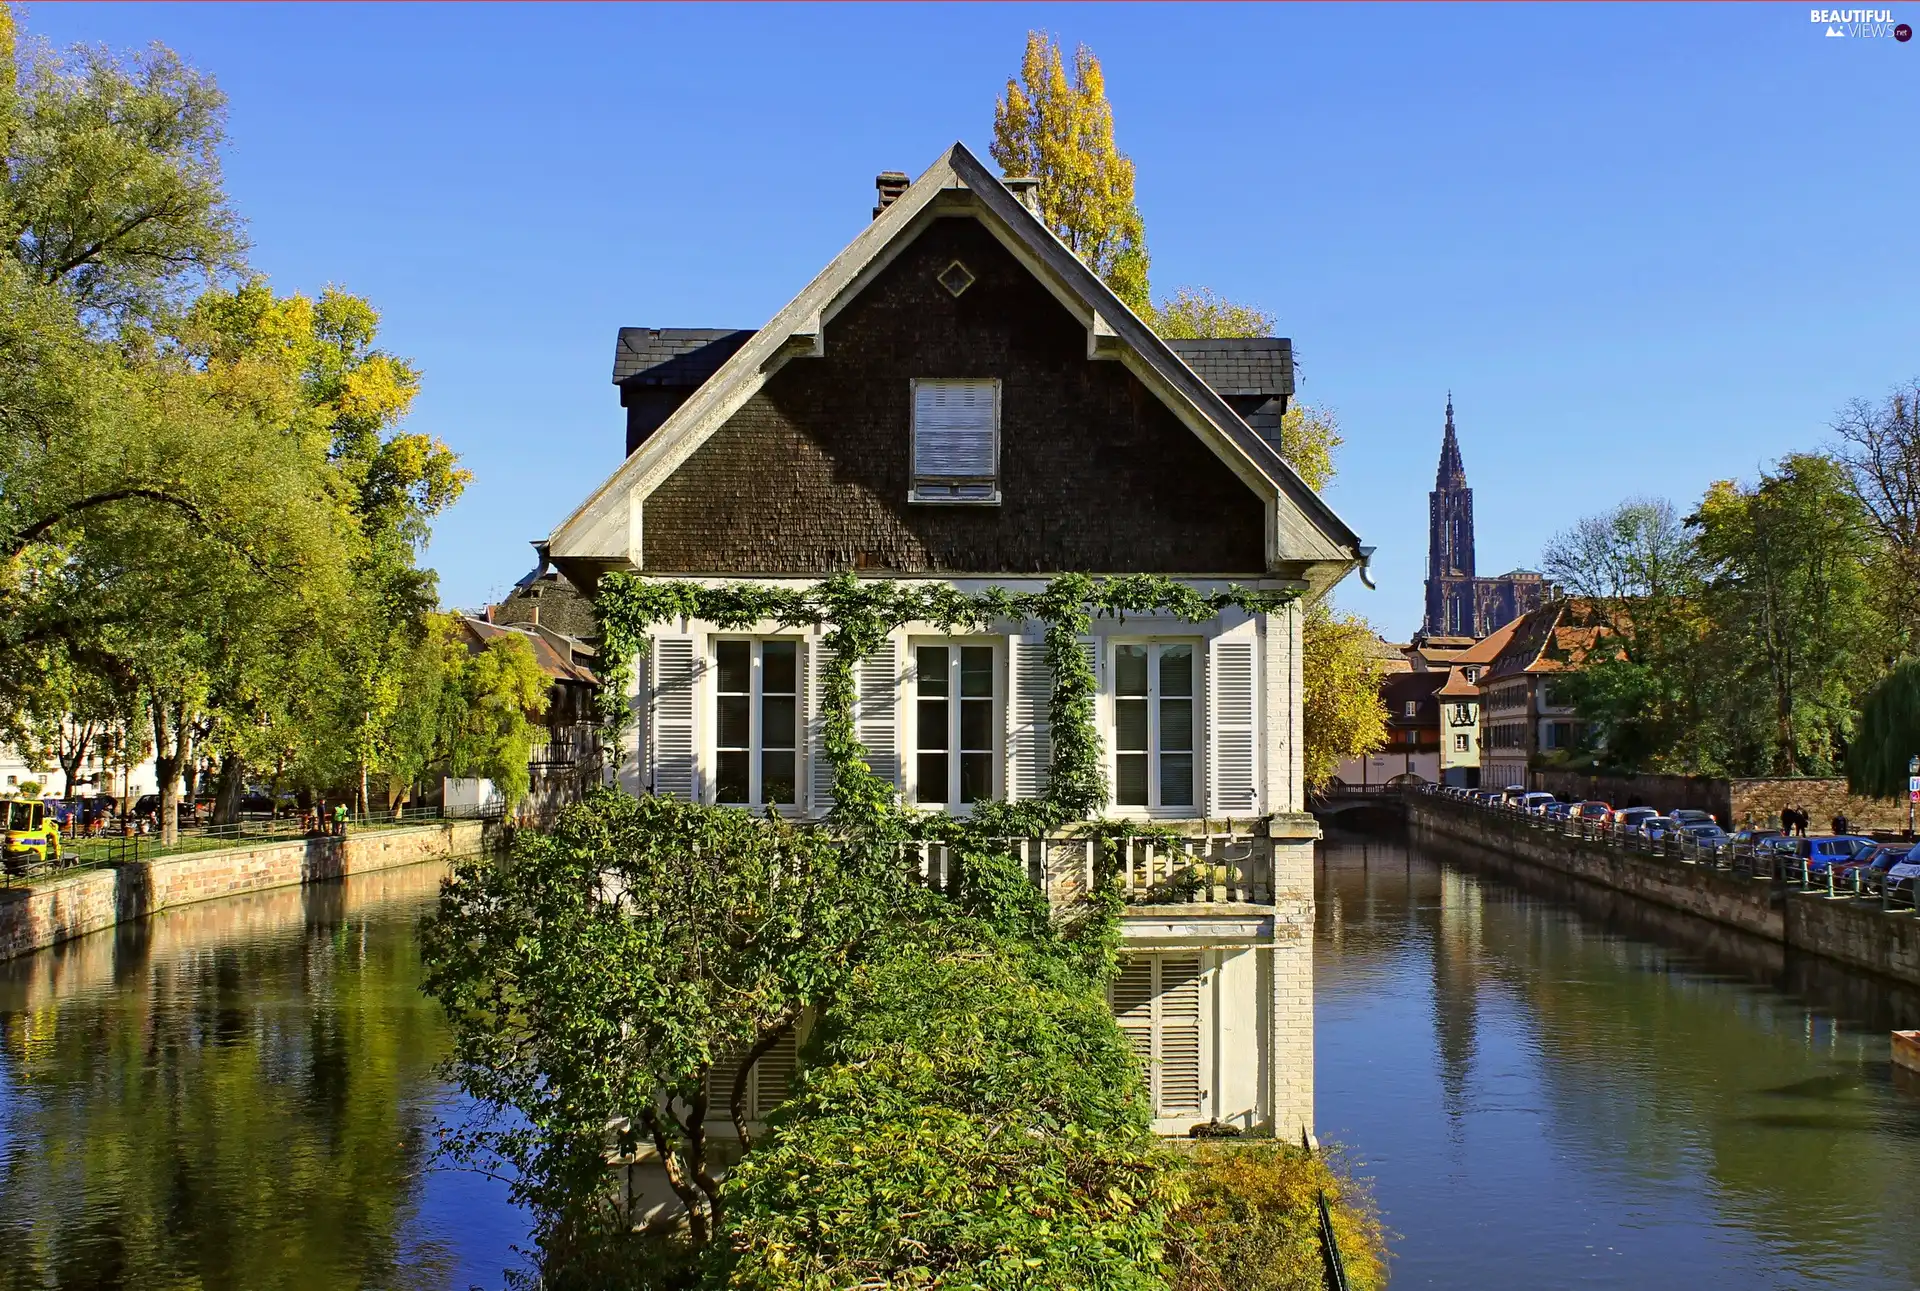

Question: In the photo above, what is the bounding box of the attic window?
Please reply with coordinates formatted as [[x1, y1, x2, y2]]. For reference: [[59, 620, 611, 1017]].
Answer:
[[911, 379, 999, 504], [937, 260, 975, 298]]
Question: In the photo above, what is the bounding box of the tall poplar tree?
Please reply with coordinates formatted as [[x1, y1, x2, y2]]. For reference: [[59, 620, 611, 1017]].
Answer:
[[991, 32, 1151, 315]]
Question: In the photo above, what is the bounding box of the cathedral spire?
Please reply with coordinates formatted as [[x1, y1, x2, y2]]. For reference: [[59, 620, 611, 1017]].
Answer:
[[1436, 393, 1466, 490]]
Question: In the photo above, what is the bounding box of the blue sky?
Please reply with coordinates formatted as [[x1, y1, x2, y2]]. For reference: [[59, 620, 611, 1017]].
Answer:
[[21, 3, 1920, 636]]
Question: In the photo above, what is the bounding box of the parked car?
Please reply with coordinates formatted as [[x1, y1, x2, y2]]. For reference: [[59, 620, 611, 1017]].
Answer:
[[1570, 801, 1613, 823], [1517, 792, 1557, 815], [1541, 801, 1574, 820], [1729, 827, 1780, 854], [1642, 816, 1683, 841], [1680, 823, 1731, 854], [1804, 836, 1879, 873], [1833, 843, 1912, 892], [1667, 809, 1719, 829], [1884, 855, 1920, 905], [3, 798, 62, 870], [1612, 807, 1660, 835]]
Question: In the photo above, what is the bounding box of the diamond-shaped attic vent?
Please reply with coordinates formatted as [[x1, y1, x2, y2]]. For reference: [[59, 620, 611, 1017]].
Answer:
[[937, 260, 975, 297]]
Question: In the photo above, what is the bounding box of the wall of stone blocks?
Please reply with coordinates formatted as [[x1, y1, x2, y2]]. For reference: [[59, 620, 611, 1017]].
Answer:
[[0, 820, 491, 963]]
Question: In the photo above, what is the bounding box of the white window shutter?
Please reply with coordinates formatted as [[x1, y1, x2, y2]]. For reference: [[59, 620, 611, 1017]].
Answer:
[[1109, 953, 1208, 1122], [1009, 636, 1051, 800], [1209, 632, 1259, 817], [1156, 955, 1206, 1116], [650, 635, 699, 801], [807, 639, 837, 815], [1111, 957, 1154, 1069], [913, 380, 997, 478], [754, 1026, 799, 1115], [856, 639, 900, 789]]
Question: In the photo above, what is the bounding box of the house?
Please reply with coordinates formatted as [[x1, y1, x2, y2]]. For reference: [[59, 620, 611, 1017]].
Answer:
[[1333, 670, 1445, 788], [457, 613, 603, 823], [1477, 599, 1610, 790], [1433, 618, 1519, 788], [543, 143, 1368, 1140]]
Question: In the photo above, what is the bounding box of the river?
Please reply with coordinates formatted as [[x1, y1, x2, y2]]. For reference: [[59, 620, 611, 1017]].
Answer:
[[3, 840, 1919, 1289]]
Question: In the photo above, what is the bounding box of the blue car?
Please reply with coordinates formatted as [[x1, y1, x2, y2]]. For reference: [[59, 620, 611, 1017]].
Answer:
[[1799, 836, 1879, 874]]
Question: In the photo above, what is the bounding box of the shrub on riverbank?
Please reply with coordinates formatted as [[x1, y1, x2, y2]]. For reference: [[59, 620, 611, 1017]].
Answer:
[[713, 925, 1179, 1290], [1170, 1141, 1388, 1291]]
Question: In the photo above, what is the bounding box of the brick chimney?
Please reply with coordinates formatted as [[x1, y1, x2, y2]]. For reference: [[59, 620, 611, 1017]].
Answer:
[[1003, 175, 1040, 215], [872, 171, 909, 219]]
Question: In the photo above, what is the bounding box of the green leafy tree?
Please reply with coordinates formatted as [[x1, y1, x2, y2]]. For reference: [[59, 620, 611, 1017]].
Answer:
[[1848, 657, 1920, 799], [421, 790, 906, 1260], [1690, 454, 1876, 775], [992, 31, 1150, 315], [1301, 604, 1389, 790], [2, 3, 246, 326]]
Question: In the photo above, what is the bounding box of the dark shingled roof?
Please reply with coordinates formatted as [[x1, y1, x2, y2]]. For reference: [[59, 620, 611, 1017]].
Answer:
[[612, 328, 754, 386], [1163, 338, 1294, 400]]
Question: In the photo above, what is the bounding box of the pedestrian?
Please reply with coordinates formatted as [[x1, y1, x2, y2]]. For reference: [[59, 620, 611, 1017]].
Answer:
[[333, 800, 349, 838], [1795, 808, 1810, 838], [1780, 807, 1793, 836], [1832, 811, 1849, 836]]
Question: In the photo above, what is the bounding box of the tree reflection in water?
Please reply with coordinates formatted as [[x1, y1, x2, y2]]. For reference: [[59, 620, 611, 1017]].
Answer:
[[0, 863, 526, 1290], [1317, 829, 1920, 1291]]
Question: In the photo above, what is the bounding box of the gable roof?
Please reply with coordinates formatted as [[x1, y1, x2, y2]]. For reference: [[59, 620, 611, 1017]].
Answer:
[[1484, 600, 1614, 683], [1434, 617, 1521, 697], [548, 142, 1364, 588]]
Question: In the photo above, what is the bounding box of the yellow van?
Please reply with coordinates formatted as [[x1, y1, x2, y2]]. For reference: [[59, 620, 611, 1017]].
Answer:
[[3, 799, 61, 871]]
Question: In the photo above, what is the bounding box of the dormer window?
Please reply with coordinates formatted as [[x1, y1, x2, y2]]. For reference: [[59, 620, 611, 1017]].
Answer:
[[910, 379, 1000, 504]]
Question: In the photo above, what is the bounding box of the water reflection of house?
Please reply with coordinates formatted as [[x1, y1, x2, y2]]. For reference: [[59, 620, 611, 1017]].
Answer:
[[457, 612, 602, 823], [541, 144, 1373, 1144]]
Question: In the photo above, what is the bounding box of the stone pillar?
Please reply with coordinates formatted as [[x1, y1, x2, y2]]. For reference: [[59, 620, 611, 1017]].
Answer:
[[1266, 818, 1319, 1138], [1262, 602, 1304, 816]]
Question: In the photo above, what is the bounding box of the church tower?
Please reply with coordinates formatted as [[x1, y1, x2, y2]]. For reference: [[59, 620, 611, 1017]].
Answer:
[[1424, 395, 1477, 637]]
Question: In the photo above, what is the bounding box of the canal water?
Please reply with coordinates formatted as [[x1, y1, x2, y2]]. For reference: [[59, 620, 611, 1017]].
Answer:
[[4, 838, 1920, 1288], [1319, 830, 1920, 1290]]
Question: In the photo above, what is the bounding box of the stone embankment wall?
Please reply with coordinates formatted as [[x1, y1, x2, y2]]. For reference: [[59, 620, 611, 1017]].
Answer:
[[1530, 772, 1907, 832], [1411, 798, 1920, 988], [0, 820, 494, 963]]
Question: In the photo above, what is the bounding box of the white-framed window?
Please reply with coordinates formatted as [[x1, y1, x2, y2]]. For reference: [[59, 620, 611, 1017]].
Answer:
[[1112, 642, 1198, 810], [1454, 733, 1470, 752], [911, 641, 1000, 808], [1403, 700, 1418, 717], [910, 378, 999, 504], [712, 638, 800, 809]]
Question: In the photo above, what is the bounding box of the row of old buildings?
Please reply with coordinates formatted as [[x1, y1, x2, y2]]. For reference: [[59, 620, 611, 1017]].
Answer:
[[1332, 405, 1607, 792]]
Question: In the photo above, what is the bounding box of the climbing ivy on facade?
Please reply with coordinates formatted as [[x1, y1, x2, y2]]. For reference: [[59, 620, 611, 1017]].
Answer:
[[593, 570, 1299, 840]]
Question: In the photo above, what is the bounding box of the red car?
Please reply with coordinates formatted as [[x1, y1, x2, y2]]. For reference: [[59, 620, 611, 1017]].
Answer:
[[1569, 801, 1613, 823]]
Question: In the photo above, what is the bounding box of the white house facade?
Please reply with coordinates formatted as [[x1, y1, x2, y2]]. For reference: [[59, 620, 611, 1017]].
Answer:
[[544, 143, 1368, 1141]]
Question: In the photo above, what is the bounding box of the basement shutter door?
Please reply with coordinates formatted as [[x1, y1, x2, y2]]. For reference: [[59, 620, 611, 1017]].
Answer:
[[1209, 632, 1259, 817], [754, 1026, 799, 1115], [1010, 636, 1051, 800], [912, 381, 997, 480], [856, 640, 900, 790], [808, 640, 837, 815], [1110, 953, 1208, 1122], [704, 1025, 801, 1124], [651, 635, 698, 801]]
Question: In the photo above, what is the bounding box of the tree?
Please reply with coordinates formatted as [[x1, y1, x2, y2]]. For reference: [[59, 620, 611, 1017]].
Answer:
[[992, 32, 1150, 315], [1690, 454, 1876, 776], [421, 791, 906, 1262], [1151, 287, 1274, 341], [1847, 657, 1920, 800], [1300, 605, 1389, 790], [1831, 378, 1920, 661], [2, 4, 246, 327], [1539, 499, 1712, 770]]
